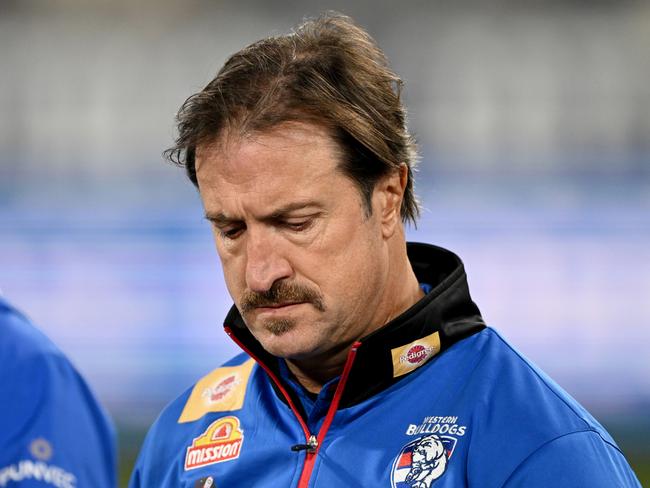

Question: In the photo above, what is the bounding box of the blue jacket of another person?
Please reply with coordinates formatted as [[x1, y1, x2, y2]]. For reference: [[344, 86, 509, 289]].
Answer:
[[0, 296, 116, 488]]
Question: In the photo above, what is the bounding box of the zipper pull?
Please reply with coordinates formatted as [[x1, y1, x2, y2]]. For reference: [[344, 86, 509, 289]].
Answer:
[[291, 434, 318, 453]]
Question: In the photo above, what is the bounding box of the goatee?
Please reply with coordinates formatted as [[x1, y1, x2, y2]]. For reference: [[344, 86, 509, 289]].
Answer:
[[264, 318, 295, 336]]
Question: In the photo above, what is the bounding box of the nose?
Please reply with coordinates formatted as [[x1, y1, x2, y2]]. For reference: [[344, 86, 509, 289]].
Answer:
[[245, 230, 293, 293]]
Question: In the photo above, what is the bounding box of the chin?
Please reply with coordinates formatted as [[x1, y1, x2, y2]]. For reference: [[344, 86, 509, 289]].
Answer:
[[251, 316, 323, 359], [259, 334, 317, 360]]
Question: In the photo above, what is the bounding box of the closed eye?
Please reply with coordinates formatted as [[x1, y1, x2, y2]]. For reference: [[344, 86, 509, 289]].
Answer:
[[276, 215, 319, 233], [216, 223, 246, 240], [282, 219, 312, 231]]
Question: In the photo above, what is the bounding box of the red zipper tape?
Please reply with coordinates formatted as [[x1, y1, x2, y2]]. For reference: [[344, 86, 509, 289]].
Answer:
[[224, 326, 360, 488], [297, 341, 361, 488]]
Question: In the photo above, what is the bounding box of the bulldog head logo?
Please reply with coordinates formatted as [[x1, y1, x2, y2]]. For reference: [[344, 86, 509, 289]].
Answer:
[[404, 435, 447, 487], [392, 434, 456, 488]]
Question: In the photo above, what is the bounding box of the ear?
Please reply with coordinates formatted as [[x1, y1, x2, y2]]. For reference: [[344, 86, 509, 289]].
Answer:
[[373, 164, 407, 239]]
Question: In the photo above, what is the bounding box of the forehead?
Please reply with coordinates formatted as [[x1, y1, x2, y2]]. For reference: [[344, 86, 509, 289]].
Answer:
[[195, 122, 342, 187]]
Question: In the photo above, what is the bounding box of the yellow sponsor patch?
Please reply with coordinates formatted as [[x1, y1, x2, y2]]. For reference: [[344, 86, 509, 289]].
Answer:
[[178, 358, 255, 423], [390, 331, 441, 378], [184, 416, 244, 470]]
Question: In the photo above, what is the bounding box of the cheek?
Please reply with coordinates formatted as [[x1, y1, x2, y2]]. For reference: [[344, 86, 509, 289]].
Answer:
[[315, 209, 380, 263], [310, 233, 382, 305], [215, 245, 246, 299]]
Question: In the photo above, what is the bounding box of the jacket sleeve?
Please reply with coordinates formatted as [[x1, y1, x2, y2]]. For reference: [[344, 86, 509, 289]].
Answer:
[[128, 412, 178, 488], [0, 306, 117, 488], [502, 430, 641, 488], [128, 431, 151, 488]]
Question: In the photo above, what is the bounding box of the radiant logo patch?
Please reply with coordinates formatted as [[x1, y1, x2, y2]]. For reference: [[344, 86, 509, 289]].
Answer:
[[391, 332, 441, 378], [184, 416, 244, 471]]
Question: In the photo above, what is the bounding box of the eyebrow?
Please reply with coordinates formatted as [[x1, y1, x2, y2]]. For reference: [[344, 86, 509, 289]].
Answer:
[[204, 212, 236, 226], [204, 200, 323, 225]]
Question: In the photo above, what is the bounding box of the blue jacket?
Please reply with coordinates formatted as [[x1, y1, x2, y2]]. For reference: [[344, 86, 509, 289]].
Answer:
[[130, 244, 640, 487], [0, 297, 116, 488]]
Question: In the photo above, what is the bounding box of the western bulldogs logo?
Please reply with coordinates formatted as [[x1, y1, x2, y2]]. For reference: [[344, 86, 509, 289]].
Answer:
[[391, 434, 456, 488]]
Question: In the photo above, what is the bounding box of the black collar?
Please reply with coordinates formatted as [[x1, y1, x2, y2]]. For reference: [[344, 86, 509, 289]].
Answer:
[[224, 242, 485, 409]]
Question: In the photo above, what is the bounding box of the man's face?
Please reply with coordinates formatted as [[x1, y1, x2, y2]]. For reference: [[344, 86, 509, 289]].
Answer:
[[196, 122, 396, 360]]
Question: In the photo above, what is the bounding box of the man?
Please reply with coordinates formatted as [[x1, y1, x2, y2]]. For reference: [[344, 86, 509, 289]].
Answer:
[[0, 295, 116, 487], [130, 14, 640, 487]]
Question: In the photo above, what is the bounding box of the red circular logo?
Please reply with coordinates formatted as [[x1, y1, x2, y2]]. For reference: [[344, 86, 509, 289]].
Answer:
[[211, 375, 237, 402], [406, 345, 427, 364]]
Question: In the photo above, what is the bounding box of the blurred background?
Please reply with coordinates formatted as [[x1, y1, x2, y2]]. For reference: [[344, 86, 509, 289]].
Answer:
[[1, 0, 648, 485]]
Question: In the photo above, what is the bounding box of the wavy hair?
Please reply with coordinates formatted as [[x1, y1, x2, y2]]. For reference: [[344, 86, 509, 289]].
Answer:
[[165, 13, 419, 224]]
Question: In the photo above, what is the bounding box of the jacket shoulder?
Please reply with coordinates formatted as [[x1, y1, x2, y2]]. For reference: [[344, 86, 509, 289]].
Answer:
[[0, 298, 61, 361], [503, 430, 641, 487], [146, 352, 256, 431], [464, 328, 627, 485], [476, 328, 612, 438], [130, 353, 256, 486], [178, 354, 256, 423]]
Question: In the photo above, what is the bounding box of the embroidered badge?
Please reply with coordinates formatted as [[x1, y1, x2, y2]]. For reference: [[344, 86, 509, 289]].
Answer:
[[391, 415, 466, 487], [204, 375, 240, 403], [390, 332, 441, 378], [178, 359, 255, 423], [391, 435, 455, 488], [184, 416, 244, 471]]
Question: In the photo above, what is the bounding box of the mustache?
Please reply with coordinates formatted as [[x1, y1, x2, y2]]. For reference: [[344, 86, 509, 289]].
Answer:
[[239, 281, 325, 313]]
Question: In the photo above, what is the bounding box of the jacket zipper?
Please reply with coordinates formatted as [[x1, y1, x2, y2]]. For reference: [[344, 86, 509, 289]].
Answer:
[[295, 341, 360, 488], [224, 326, 360, 488]]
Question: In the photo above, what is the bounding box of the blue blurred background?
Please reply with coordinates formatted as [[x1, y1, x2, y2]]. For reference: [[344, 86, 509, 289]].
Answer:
[[1, 0, 649, 484]]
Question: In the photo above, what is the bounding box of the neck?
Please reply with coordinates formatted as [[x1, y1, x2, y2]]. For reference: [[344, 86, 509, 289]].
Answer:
[[286, 352, 350, 394], [287, 239, 423, 394]]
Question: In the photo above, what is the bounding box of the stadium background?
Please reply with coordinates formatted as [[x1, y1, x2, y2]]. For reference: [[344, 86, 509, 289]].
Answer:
[[1, 0, 648, 484]]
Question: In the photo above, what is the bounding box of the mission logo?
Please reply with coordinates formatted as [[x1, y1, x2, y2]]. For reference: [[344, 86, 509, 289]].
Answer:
[[184, 416, 244, 470]]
